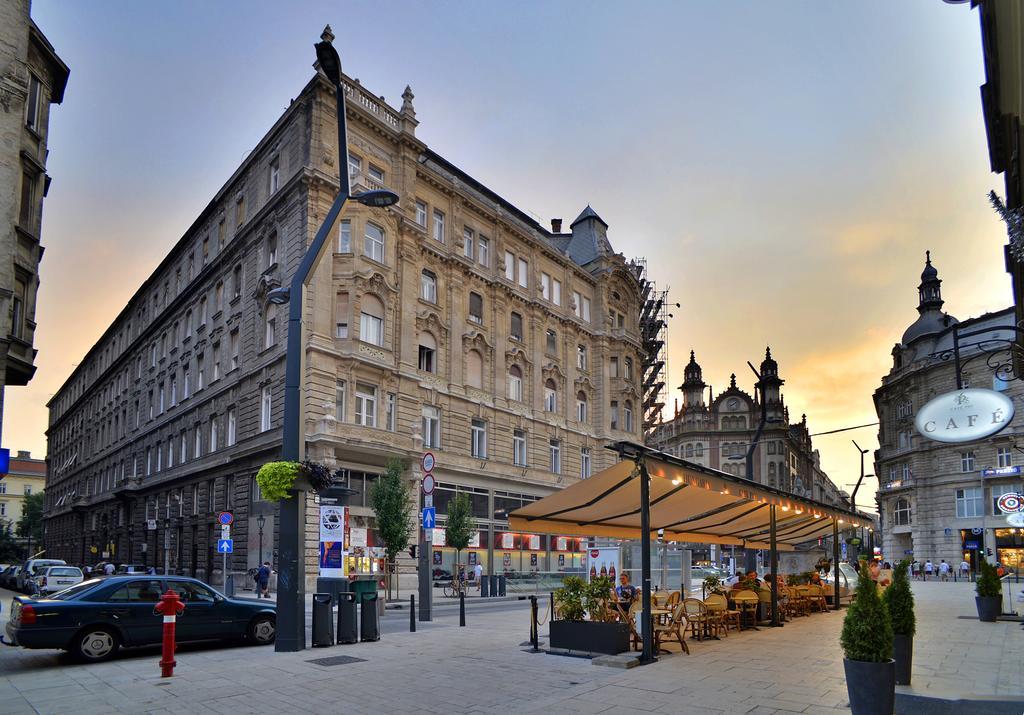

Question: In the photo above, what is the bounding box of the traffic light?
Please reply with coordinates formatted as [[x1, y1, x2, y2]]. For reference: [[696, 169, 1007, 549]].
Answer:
[[408, 545, 418, 559]]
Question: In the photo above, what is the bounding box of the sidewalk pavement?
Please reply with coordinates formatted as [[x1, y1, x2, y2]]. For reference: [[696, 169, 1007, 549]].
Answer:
[[0, 580, 1019, 714]]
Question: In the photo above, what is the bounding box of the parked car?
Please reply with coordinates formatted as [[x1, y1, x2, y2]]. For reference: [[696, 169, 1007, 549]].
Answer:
[[5, 575, 276, 662], [115, 564, 148, 575], [0, 565, 18, 589], [820, 561, 859, 602], [34, 566, 85, 594], [17, 559, 67, 593]]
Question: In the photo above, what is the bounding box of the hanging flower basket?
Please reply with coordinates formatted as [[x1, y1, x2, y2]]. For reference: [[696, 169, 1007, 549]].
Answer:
[[256, 461, 302, 501]]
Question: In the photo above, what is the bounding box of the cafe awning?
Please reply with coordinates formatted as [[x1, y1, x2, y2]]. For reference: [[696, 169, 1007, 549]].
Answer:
[[509, 442, 871, 551]]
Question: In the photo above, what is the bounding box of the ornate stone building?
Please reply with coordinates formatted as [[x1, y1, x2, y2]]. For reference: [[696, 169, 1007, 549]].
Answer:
[[0, 0, 68, 439], [44, 60, 643, 586], [648, 349, 847, 507], [874, 254, 1024, 571]]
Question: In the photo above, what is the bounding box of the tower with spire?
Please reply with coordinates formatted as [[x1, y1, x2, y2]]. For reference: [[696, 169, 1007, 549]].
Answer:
[[757, 346, 785, 421], [900, 251, 958, 346], [681, 350, 706, 408]]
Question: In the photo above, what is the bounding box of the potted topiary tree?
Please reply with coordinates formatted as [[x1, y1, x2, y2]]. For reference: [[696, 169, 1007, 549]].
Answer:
[[840, 560, 894, 715], [549, 575, 627, 655], [975, 560, 1002, 622], [882, 560, 915, 685]]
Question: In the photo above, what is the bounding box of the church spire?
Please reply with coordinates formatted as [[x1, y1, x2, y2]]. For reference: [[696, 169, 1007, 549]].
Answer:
[[681, 350, 706, 408], [917, 250, 943, 314]]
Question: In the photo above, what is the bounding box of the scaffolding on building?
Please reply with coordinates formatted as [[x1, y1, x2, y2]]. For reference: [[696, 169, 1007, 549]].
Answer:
[[631, 258, 676, 439]]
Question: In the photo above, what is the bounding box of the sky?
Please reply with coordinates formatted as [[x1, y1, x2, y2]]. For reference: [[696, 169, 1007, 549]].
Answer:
[[6, 1, 1012, 507]]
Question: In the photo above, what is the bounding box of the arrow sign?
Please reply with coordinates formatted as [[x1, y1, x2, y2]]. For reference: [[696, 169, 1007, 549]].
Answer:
[[217, 539, 233, 554], [422, 507, 436, 530]]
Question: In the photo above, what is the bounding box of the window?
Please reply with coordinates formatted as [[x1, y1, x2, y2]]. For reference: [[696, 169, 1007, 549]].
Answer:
[[955, 487, 983, 518], [355, 383, 377, 427], [513, 429, 527, 466], [227, 409, 237, 446], [418, 333, 437, 373], [463, 228, 474, 259], [360, 294, 385, 346], [212, 342, 221, 381], [416, 200, 427, 227], [478, 237, 489, 266], [433, 210, 445, 242], [467, 350, 484, 389], [510, 312, 523, 341], [229, 329, 239, 370], [504, 250, 515, 281], [183, 367, 190, 400], [10, 278, 25, 339], [422, 405, 441, 448], [549, 439, 561, 474], [335, 381, 347, 422], [267, 233, 278, 267], [192, 484, 199, 515], [386, 393, 396, 431], [335, 292, 349, 338], [471, 419, 487, 459], [545, 329, 557, 354], [420, 271, 437, 303], [901, 463, 911, 481], [146, 448, 152, 475], [195, 426, 202, 457], [624, 358, 634, 381], [508, 365, 523, 401], [260, 386, 272, 432], [235, 195, 245, 227], [338, 219, 351, 253], [576, 391, 588, 422], [961, 451, 975, 473], [997, 446, 1013, 468], [199, 296, 208, 326], [19, 171, 35, 229], [581, 448, 592, 479], [544, 379, 558, 412], [896, 400, 913, 418], [893, 498, 911, 526], [517, 258, 528, 288], [207, 480, 216, 512], [576, 345, 587, 371], [610, 356, 619, 378], [196, 353, 205, 390], [202, 237, 210, 265], [469, 292, 483, 324], [25, 73, 42, 131], [181, 432, 188, 463], [624, 401, 634, 432], [185, 310, 193, 338], [209, 416, 219, 452], [611, 400, 619, 430], [368, 164, 385, 184], [364, 222, 385, 263], [348, 152, 361, 179], [553, 279, 562, 306], [541, 273, 551, 301], [269, 158, 280, 194]]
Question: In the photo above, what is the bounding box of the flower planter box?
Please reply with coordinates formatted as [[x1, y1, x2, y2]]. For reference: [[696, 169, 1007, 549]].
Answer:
[[549, 620, 629, 655], [975, 595, 1001, 622], [843, 658, 895, 715], [893, 634, 912, 685]]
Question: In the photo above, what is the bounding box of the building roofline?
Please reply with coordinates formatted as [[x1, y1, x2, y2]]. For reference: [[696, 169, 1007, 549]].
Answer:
[[29, 20, 69, 104]]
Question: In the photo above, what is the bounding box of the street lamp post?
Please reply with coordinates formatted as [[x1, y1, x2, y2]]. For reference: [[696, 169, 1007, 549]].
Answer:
[[274, 28, 399, 653], [257, 514, 266, 566]]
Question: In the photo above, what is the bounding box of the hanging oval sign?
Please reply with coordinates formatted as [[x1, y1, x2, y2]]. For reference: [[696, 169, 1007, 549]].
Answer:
[[914, 388, 1014, 444], [1007, 512, 1024, 527], [996, 492, 1024, 514]]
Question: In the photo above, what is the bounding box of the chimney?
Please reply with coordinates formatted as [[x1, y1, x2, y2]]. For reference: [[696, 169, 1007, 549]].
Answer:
[[551, 218, 562, 233], [17, 450, 30, 458]]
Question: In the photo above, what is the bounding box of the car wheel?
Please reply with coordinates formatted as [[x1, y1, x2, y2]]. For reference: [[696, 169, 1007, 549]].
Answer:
[[248, 615, 275, 645], [71, 626, 120, 662]]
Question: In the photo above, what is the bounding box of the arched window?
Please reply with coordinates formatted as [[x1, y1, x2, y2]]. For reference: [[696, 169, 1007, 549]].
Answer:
[[544, 379, 558, 412], [508, 365, 523, 401], [420, 270, 437, 303], [894, 498, 911, 526], [360, 294, 385, 346], [418, 332, 437, 373], [467, 350, 484, 389], [695, 443, 703, 457], [623, 400, 633, 432], [576, 391, 588, 422]]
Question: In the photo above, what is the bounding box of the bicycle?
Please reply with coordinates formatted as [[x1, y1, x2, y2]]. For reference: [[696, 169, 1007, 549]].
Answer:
[[443, 574, 468, 598]]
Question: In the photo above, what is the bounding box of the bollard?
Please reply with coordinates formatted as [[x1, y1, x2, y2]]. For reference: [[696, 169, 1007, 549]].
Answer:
[[529, 595, 539, 652], [459, 592, 466, 627], [550, 591, 555, 618], [410, 595, 416, 632], [153, 589, 185, 677]]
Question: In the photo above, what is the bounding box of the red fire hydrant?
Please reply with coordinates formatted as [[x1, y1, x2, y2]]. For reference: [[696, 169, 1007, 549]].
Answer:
[[153, 589, 185, 677]]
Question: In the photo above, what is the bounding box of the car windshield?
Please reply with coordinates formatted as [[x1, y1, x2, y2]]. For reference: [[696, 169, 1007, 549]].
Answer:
[[46, 579, 104, 600], [49, 567, 82, 577]]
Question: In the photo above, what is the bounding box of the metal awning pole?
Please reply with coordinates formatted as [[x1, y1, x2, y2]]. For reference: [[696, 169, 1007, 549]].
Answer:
[[832, 519, 841, 610], [769, 505, 780, 627], [638, 459, 655, 664]]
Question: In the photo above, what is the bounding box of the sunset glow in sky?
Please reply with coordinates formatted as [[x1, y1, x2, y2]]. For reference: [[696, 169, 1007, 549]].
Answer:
[[9, 1, 1013, 507]]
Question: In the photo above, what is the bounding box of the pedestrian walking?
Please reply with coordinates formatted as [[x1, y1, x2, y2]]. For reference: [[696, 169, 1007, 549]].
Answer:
[[256, 561, 271, 598], [960, 559, 971, 581], [474, 561, 483, 591], [924, 560, 933, 581], [911, 560, 920, 580], [939, 559, 950, 582], [103, 562, 115, 576]]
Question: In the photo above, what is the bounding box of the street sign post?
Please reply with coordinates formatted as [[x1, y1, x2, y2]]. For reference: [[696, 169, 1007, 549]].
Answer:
[[218, 511, 234, 525], [422, 473, 435, 494], [217, 539, 233, 553], [421, 452, 435, 474], [147, 519, 158, 531], [422, 507, 436, 529]]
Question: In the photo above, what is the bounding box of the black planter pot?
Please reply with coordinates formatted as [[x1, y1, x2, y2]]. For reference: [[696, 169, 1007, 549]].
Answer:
[[976, 595, 1001, 622], [549, 620, 629, 655], [843, 658, 895, 715], [893, 634, 913, 685]]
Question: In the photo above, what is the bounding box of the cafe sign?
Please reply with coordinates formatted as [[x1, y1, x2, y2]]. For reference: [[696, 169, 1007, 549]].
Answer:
[[914, 388, 1014, 444], [996, 492, 1023, 514]]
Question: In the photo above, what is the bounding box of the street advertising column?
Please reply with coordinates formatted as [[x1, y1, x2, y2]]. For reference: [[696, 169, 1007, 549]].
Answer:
[[319, 503, 347, 578]]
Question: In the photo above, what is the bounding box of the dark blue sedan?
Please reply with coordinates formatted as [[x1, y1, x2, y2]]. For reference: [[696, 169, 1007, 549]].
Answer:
[[5, 575, 276, 662]]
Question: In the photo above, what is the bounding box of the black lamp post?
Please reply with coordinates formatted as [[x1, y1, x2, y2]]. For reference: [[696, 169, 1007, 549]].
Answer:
[[257, 513, 266, 565], [275, 27, 399, 653]]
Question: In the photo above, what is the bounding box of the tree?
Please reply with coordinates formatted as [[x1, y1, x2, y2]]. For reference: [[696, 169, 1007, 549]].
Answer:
[[883, 560, 916, 637], [0, 522, 21, 563], [17, 491, 44, 555], [370, 458, 412, 599], [840, 560, 893, 663], [444, 492, 476, 586]]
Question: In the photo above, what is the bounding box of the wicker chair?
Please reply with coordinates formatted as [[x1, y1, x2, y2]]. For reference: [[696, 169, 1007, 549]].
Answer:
[[704, 592, 740, 635], [614, 599, 643, 651], [654, 602, 690, 655], [807, 584, 828, 612], [682, 598, 717, 641], [731, 589, 760, 629], [667, 590, 682, 607]]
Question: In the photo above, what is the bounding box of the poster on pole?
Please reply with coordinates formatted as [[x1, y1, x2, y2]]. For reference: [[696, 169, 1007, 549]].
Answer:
[[318, 504, 347, 578], [587, 547, 620, 583]]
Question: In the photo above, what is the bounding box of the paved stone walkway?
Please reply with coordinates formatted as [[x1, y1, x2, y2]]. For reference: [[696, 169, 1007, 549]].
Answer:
[[0, 581, 1019, 714]]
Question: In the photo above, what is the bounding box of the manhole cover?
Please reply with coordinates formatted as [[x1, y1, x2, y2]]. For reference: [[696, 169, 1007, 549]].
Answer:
[[306, 655, 367, 666]]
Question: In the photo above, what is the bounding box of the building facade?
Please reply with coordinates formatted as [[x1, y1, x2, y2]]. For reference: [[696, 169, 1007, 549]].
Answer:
[[649, 349, 848, 506], [873, 254, 1024, 572], [1, 450, 45, 537], [0, 0, 68, 437], [44, 61, 644, 586]]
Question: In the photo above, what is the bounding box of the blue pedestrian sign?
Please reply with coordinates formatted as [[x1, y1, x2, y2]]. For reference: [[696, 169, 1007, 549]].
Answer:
[[217, 539, 233, 554], [422, 507, 436, 529]]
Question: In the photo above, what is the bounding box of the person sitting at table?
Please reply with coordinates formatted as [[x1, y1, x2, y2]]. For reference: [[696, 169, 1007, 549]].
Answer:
[[732, 570, 761, 590], [809, 572, 824, 587], [615, 572, 638, 603]]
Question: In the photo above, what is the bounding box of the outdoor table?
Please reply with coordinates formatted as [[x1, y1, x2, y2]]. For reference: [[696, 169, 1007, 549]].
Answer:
[[729, 592, 760, 631]]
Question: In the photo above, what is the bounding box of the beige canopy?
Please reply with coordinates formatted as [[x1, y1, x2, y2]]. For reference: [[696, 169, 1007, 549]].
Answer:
[[509, 444, 870, 551]]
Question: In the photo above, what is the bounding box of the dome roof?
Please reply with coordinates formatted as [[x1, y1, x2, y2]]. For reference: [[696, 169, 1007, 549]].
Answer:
[[901, 311, 957, 345]]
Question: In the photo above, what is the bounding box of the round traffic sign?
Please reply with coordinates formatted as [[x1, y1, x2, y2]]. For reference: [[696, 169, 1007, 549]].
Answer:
[[218, 512, 234, 525], [422, 473, 436, 495], [422, 452, 436, 474]]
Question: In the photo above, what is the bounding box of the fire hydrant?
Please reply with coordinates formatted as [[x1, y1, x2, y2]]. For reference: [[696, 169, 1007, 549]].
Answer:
[[153, 589, 185, 677]]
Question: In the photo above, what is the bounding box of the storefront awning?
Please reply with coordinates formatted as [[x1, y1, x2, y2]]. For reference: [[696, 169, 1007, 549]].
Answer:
[[509, 442, 871, 551]]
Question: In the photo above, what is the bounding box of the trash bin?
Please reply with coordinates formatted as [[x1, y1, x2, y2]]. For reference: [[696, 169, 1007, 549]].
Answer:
[[312, 593, 334, 647], [360, 592, 380, 642], [489, 574, 498, 597], [337, 591, 358, 644], [498, 575, 506, 596], [480, 573, 490, 597]]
